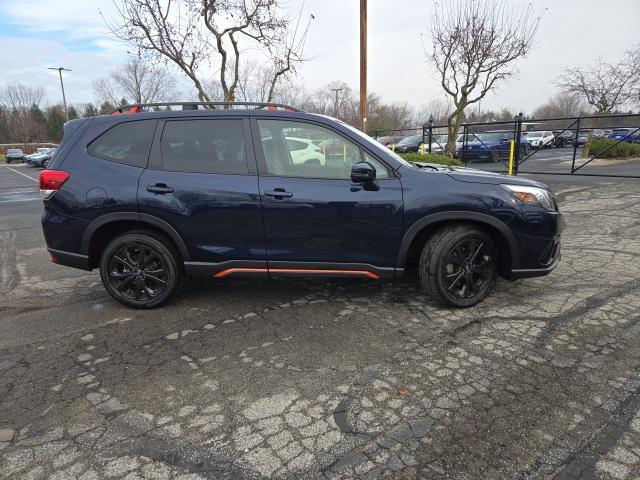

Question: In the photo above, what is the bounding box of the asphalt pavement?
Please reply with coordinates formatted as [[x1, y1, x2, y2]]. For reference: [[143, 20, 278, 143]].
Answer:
[[1, 162, 640, 479]]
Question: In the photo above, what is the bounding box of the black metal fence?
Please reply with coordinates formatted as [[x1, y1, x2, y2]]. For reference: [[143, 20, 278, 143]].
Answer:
[[371, 113, 640, 178]]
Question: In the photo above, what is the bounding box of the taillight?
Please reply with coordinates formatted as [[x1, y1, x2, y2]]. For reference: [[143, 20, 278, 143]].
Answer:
[[40, 170, 70, 199]]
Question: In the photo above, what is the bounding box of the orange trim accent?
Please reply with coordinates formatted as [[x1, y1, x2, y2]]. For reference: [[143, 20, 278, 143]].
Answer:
[[270, 269, 380, 279], [213, 267, 380, 280], [214, 268, 267, 278]]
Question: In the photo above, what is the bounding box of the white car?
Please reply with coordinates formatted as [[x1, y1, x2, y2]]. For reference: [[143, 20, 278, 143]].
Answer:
[[524, 131, 554, 149], [285, 137, 326, 165]]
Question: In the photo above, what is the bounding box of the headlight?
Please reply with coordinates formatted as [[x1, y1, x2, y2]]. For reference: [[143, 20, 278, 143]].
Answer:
[[502, 184, 555, 211]]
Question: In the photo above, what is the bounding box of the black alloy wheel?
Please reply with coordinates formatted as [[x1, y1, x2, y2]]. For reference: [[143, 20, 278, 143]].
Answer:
[[441, 237, 493, 300], [100, 231, 182, 308], [419, 225, 498, 307]]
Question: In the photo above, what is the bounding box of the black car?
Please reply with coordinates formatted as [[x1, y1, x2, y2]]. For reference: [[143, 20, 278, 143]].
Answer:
[[552, 131, 574, 148], [5, 148, 25, 163], [394, 135, 423, 153], [40, 101, 563, 309], [376, 135, 404, 147]]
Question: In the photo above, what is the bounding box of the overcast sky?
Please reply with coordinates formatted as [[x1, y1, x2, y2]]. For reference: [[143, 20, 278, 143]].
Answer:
[[0, 0, 638, 114]]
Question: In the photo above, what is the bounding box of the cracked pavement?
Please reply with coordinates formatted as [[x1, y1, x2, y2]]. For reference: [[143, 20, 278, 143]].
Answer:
[[1, 164, 640, 479]]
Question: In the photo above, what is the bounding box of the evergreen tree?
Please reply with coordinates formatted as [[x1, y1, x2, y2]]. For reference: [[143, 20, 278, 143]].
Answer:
[[67, 106, 79, 120], [82, 103, 99, 117], [46, 106, 66, 143]]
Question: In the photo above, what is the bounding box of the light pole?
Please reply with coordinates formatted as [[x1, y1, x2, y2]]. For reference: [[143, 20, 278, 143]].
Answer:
[[331, 88, 343, 118], [359, 0, 367, 132], [47, 67, 72, 121]]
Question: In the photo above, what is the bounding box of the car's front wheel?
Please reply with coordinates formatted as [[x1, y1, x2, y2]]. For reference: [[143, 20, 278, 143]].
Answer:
[[100, 231, 183, 308], [419, 225, 497, 307]]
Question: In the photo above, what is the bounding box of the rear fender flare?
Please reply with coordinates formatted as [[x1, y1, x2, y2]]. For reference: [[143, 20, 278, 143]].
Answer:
[[80, 212, 189, 260]]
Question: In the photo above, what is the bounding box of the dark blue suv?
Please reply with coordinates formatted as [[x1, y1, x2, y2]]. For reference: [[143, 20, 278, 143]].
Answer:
[[40, 102, 563, 309]]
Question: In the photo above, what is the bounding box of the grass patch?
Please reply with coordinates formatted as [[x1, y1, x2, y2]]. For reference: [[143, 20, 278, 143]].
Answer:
[[399, 152, 463, 166], [588, 138, 640, 159]]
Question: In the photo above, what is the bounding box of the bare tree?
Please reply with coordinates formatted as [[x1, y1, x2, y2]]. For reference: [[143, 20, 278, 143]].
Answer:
[[0, 82, 46, 111], [427, 0, 542, 156], [557, 46, 640, 114], [94, 56, 175, 106], [107, 0, 312, 103], [0, 83, 47, 142], [533, 93, 585, 119], [412, 98, 452, 126]]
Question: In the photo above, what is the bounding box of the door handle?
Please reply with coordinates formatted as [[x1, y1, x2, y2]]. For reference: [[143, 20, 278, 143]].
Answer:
[[263, 189, 293, 199], [147, 184, 174, 194]]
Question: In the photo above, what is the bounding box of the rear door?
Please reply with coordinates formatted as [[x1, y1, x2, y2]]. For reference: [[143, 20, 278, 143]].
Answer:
[[138, 117, 266, 272], [252, 117, 403, 276]]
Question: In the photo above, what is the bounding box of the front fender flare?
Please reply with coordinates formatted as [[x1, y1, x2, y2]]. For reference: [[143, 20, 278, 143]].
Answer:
[[395, 211, 519, 270]]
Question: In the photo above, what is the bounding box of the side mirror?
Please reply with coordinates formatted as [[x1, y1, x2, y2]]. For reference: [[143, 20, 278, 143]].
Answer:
[[351, 162, 376, 183]]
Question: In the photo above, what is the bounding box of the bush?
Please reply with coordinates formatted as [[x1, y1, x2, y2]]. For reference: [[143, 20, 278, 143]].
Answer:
[[399, 152, 463, 166], [588, 138, 640, 159]]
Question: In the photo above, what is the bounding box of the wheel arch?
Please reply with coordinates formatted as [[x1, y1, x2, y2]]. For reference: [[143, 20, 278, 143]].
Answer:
[[81, 213, 189, 269], [396, 211, 519, 274]]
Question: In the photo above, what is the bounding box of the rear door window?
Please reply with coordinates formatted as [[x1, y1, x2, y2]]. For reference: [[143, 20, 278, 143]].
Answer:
[[160, 119, 248, 174], [88, 120, 156, 167]]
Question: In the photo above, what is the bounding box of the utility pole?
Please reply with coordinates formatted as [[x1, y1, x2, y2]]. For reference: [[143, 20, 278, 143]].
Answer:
[[331, 88, 343, 118], [359, 0, 367, 132], [47, 67, 72, 121]]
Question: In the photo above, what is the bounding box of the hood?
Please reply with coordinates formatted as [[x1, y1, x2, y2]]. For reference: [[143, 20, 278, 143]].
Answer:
[[417, 164, 550, 189]]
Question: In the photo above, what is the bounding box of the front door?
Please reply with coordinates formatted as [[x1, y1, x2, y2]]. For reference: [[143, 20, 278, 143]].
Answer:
[[138, 117, 266, 274], [252, 118, 403, 278]]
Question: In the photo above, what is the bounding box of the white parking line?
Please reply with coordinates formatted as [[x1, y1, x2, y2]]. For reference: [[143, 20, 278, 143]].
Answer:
[[3, 166, 39, 183]]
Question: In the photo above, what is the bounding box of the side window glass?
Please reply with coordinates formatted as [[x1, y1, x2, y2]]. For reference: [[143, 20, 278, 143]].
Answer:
[[257, 120, 361, 179], [363, 152, 390, 179], [161, 119, 248, 174], [88, 120, 156, 167]]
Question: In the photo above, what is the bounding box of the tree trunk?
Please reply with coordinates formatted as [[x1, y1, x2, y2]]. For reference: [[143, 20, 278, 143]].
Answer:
[[445, 103, 466, 158]]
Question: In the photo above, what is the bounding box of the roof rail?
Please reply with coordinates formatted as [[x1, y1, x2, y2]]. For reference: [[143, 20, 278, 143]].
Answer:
[[110, 101, 303, 115]]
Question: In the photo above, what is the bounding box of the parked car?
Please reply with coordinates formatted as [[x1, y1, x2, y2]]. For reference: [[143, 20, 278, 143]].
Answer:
[[424, 134, 447, 154], [608, 128, 640, 143], [5, 148, 25, 163], [40, 101, 563, 309], [575, 130, 591, 146], [457, 132, 530, 162], [25, 148, 56, 168], [395, 135, 427, 153], [524, 131, 555, 149], [283, 137, 325, 165], [376, 135, 404, 147], [552, 130, 574, 148]]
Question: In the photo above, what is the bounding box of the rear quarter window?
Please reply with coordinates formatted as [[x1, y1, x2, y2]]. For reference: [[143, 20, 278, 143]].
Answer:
[[88, 120, 156, 168]]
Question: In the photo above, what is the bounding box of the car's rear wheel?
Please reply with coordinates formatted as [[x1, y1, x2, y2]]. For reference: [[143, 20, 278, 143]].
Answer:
[[419, 225, 497, 307], [100, 231, 182, 308]]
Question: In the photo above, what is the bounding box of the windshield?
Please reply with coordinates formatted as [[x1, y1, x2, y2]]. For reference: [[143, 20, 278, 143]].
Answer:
[[527, 132, 544, 138], [612, 129, 631, 134], [7, 149, 21, 154], [336, 119, 413, 169], [398, 135, 421, 145]]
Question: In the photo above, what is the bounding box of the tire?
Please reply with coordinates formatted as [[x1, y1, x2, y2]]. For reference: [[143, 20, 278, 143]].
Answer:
[[6, 159, 10, 164], [419, 225, 498, 308], [99, 230, 183, 308]]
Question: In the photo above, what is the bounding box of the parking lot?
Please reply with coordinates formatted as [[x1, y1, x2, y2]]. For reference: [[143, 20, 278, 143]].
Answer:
[[1, 163, 640, 479], [465, 147, 640, 178]]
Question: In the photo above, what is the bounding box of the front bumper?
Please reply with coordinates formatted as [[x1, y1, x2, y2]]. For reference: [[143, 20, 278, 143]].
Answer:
[[508, 212, 564, 280]]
